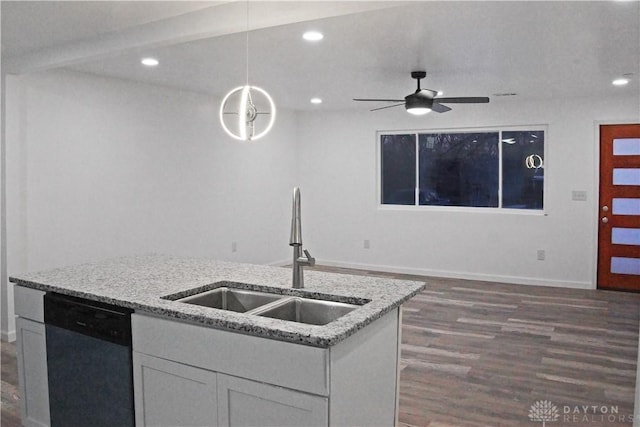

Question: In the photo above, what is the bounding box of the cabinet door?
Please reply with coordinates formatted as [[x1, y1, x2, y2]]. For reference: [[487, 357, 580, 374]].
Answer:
[[217, 374, 328, 427], [15, 317, 50, 427], [133, 352, 218, 427]]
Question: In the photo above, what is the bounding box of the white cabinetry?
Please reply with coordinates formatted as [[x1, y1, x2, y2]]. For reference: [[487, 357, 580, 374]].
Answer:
[[13, 286, 402, 427], [132, 309, 400, 427], [14, 286, 50, 427], [217, 374, 327, 427], [134, 352, 328, 427], [133, 353, 218, 427]]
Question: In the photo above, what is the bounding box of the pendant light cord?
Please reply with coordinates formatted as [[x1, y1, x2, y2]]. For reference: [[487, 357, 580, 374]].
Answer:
[[245, 0, 249, 86]]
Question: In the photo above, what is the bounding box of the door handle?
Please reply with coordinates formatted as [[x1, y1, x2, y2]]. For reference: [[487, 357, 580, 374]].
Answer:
[[601, 217, 609, 224], [602, 206, 609, 212]]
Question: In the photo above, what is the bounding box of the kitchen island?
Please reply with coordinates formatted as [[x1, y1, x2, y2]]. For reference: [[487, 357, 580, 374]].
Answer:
[[11, 254, 425, 427]]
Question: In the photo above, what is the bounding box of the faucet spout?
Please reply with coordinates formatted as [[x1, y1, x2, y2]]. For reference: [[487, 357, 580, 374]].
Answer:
[[290, 187, 302, 247], [289, 187, 314, 288]]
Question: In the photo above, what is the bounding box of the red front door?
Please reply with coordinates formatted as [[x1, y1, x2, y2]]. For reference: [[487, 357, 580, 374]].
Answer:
[[597, 124, 640, 292]]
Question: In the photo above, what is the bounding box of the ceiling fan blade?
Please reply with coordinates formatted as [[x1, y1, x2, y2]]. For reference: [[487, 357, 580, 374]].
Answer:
[[435, 97, 490, 104], [353, 98, 405, 102], [431, 103, 452, 113], [370, 103, 404, 112]]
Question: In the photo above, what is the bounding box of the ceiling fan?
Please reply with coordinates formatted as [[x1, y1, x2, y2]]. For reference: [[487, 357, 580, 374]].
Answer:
[[353, 71, 489, 115]]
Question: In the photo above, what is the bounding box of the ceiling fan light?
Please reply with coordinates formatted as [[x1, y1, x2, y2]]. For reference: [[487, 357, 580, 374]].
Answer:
[[407, 107, 431, 115], [405, 90, 433, 115]]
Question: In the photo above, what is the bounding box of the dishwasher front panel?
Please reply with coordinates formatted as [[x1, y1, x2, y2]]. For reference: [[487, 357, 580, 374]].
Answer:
[[44, 292, 135, 427], [46, 325, 135, 427]]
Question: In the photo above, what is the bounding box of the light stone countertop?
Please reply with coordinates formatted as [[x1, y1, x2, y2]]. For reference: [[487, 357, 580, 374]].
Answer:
[[9, 254, 426, 347]]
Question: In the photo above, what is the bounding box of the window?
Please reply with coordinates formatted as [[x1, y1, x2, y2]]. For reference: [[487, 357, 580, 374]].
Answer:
[[502, 130, 544, 209], [419, 132, 499, 207], [380, 127, 545, 210], [381, 134, 416, 205]]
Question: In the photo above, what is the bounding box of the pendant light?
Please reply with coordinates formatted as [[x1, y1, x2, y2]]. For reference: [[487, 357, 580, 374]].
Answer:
[[219, 1, 276, 141]]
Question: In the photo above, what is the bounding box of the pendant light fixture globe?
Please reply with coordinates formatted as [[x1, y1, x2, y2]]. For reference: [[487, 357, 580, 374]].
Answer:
[[219, 85, 276, 141], [219, 0, 276, 142]]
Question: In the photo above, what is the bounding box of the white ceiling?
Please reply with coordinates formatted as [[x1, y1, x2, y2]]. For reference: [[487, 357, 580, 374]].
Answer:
[[0, 1, 219, 57], [2, 1, 639, 112]]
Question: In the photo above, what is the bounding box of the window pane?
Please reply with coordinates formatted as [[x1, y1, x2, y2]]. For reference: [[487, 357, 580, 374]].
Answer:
[[612, 228, 640, 246], [612, 198, 640, 215], [502, 130, 544, 209], [613, 168, 640, 186], [611, 257, 640, 275], [418, 132, 499, 207], [613, 138, 640, 156], [381, 134, 416, 205]]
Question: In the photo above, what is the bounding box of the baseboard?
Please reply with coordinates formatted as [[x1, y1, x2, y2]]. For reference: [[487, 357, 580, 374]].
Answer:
[[317, 259, 594, 290], [1, 329, 16, 342], [265, 258, 290, 267]]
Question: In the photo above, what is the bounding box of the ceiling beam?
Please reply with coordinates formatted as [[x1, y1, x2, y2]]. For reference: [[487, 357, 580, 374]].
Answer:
[[4, 1, 405, 75]]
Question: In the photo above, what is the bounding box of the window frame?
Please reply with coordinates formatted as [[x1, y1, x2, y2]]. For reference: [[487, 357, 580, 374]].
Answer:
[[376, 125, 548, 215]]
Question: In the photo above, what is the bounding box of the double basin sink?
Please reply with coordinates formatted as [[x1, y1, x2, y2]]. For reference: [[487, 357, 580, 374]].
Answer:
[[175, 287, 366, 326]]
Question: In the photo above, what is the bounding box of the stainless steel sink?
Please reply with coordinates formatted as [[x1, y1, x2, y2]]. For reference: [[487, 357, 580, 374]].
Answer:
[[177, 287, 282, 313], [174, 285, 365, 325], [252, 297, 359, 326]]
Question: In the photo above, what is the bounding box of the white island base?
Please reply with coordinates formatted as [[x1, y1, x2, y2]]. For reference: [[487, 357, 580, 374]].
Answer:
[[132, 309, 401, 427], [12, 254, 424, 427]]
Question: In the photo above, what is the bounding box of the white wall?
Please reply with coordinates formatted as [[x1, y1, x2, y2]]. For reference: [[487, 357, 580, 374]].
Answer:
[[1, 69, 15, 341], [9, 70, 299, 271], [2, 73, 22, 341], [296, 95, 639, 288], [2, 69, 298, 339], [2, 67, 638, 344]]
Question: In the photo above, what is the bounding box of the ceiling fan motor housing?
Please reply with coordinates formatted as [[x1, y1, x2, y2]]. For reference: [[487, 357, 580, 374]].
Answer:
[[405, 90, 433, 111]]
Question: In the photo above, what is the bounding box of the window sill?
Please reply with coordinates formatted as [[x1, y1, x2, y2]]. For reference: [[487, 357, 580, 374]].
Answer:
[[377, 204, 547, 216]]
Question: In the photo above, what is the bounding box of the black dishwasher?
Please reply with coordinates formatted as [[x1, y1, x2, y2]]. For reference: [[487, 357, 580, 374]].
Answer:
[[44, 292, 135, 427]]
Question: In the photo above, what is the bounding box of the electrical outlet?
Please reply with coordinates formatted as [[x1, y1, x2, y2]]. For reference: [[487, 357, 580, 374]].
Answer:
[[537, 249, 545, 261], [232, 242, 237, 253], [364, 239, 370, 249]]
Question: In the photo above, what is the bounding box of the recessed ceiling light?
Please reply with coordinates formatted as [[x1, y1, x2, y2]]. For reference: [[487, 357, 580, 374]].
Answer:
[[437, 91, 444, 96], [303, 31, 323, 42], [612, 77, 630, 86], [310, 97, 322, 104], [141, 57, 159, 67]]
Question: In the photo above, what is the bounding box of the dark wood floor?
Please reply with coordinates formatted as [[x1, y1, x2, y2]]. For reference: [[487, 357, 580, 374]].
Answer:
[[2, 266, 639, 426], [1, 339, 21, 427]]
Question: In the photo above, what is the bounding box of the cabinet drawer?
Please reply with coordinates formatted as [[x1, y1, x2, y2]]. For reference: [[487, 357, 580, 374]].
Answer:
[[132, 313, 329, 396], [14, 287, 45, 322]]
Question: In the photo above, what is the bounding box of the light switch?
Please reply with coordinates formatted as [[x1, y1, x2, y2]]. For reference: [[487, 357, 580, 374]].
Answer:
[[571, 190, 587, 201]]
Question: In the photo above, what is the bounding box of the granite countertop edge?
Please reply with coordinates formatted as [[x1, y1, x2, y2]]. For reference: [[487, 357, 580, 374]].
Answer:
[[9, 255, 426, 348]]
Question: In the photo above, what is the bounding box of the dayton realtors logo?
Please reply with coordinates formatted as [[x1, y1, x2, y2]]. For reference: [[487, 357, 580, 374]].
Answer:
[[562, 404, 633, 424], [529, 400, 635, 425], [529, 400, 559, 426]]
